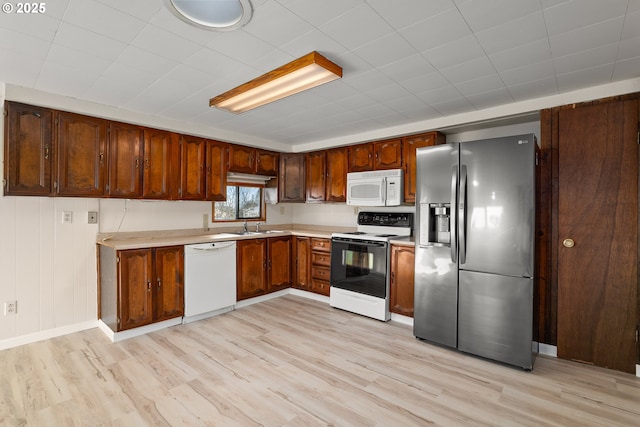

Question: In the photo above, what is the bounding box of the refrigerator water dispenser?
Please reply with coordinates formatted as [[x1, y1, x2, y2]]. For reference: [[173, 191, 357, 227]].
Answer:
[[419, 203, 451, 245]]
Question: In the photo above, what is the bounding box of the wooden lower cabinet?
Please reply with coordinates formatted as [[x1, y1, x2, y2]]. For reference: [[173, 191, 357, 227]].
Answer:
[[293, 237, 311, 290], [389, 244, 415, 317], [310, 238, 331, 296], [99, 245, 184, 332], [237, 237, 292, 301]]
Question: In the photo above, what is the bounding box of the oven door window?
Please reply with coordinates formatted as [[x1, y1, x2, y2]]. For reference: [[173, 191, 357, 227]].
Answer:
[[330, 240, 388, 298]]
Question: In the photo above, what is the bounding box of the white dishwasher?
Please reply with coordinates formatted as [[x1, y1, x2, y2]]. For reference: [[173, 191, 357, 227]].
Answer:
[[183, 241, 237, 324]]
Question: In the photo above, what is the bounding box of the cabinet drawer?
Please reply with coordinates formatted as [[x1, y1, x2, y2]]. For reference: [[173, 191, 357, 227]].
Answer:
[[311, 265, 330, 281], [311, 278, 330, 296], [311, 238, 330, 252], [311, 251, 331, 266]]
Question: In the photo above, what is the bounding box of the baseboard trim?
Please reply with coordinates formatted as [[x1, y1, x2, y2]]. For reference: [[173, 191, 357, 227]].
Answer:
[[99, 317, 183, 343], [390, 312, 413, 326], [539, 343, 557, 358], [0, 320, 98, 351]]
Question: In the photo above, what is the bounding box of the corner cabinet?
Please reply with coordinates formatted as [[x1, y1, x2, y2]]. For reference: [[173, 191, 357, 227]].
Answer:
[[99, 245, 184, 332], [389, 244, 415, 317], [278, 153, 306, 202], [3, 101, 54, 196], [236, 236, 292, 301]]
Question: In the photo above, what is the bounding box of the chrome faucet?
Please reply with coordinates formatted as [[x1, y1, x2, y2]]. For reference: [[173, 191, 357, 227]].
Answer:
[[242, 221, 248, 233], [255, 222, 262, 232]]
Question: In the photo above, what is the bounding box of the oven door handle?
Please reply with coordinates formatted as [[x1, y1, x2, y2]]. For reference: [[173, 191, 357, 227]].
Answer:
[[331, 238, 387, 248]]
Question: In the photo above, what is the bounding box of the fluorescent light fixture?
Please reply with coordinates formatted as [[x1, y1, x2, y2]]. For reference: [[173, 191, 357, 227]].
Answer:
[[165, 0, 253, 31], [210, 51, 343, 114]]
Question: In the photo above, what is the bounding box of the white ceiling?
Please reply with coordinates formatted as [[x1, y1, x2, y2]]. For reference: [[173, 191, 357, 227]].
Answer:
[[1, 0, 639, 149]]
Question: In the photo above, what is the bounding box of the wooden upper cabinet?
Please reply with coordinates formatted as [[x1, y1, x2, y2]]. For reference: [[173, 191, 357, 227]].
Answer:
[[228, 144, 255, 174], [4, 101, 54, 196], [142, 129, 178, 200], [256, 149, 278, 176], [108, 122, 143, 198], [305, 151, 326, 202], [205, 140, 227, 201], [228, 144, 279, 176], [278, 153, 305, 203], [374, 138, 403, 170], [56, 111, 107, 197], [179, 135, 207, 200], [325, 147, 348, 202], [402, 131, 445, 203], [348, 143, 374, 172]]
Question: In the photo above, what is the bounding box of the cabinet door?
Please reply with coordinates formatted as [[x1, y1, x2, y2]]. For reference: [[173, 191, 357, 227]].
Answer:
[[256, 149, 278, 176], [402, 132, 444, 203], [348, 143, 374, 172], [305, 151, 326, 202], [374, 138, 403, 170], [118, 249, 154, 331], [228, 144, 255, 174], [143, 129, 177, 200], [278, 153, 305, 202], [56, 111, 107, 196], [268, 236, 292, 292], [179, 135, 206, 200], [293, 237, 311, 290], [154, 246, 184, 322], [236, 239, 268, 300], [325, 147, 348, 202], [4, 102, 53, 196], [390, 245, 415, 317], [206, 140, 227, 201], [108, 122, 143, 198]]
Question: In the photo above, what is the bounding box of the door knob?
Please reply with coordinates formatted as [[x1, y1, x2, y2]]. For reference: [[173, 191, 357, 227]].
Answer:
[[562, 238, 575, 248]]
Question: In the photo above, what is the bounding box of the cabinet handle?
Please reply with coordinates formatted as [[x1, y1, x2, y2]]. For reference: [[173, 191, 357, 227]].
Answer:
[[99, 152, 104, 165], [135, 158, 140, 169], [147, 280, 151, 292], [157, 278, 162, 287], [144, 158, 149, 169], [44, 145, 50, 160]]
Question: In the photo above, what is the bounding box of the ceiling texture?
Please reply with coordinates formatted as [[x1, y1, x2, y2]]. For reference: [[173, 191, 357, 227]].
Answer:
[[0, 0, 639, 149]]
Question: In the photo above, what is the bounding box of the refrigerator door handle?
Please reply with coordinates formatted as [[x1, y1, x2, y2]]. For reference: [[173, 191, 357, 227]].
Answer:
[[459, 165, 467, 264], [450, 166, 458, 263]]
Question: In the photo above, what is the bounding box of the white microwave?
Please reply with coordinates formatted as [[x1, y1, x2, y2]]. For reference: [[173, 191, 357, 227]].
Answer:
[[346, 169, 403, 206]]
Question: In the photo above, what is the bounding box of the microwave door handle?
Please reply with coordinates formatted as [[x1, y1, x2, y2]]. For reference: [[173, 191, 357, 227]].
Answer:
[[381, 177, 387, 203]]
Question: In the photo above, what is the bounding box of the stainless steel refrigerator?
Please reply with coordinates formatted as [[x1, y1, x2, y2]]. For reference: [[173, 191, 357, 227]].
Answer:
[[413, 134, 537, 369]]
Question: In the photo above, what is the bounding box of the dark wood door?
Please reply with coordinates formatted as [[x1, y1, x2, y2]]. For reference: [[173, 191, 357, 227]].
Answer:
[[56, 111, 107, 196], [293, 237, 311, 290], [118, 249, 154, 331], [557, 99, 638, 374], [237, 239, 268, 300], [402, 132, 444, 203], [374, 138, 403, 170], [108, 122, 142, 198], [349, 143, 374, 172], [306, 151, 326, 202], [325, 147, 348, 202], [179, 135, 206, 200], [268, 236, 292, 292], [228, 144, 255, 174], [279, 153, 305, 202], [206, 140, 227, 201], [390, 245, 415, 317], [154, 246, 184, 322], [256, 149, 278, 176], [4, 102, 54, 196], [143, 129, 177, 200]]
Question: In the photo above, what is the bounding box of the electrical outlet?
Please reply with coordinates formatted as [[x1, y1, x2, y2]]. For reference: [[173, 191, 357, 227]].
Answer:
[[88, 211, 98, 224], [4, 301, 17, 315], [279, 206, 285, 214], [62, 211, 73, 224]]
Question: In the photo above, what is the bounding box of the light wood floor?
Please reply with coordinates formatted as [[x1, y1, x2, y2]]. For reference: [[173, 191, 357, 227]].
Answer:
[[1, 295, 639, 426]]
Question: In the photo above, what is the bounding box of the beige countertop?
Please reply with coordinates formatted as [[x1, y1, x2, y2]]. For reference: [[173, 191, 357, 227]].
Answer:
[[97, 224, 354, 250]]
